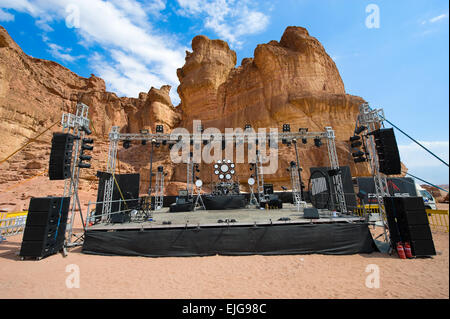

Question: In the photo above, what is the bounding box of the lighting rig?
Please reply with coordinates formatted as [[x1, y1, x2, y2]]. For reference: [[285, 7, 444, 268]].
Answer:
[[60, 102, 93, 248], [100, 124, 348, 220], [354, 102, 390, 242]]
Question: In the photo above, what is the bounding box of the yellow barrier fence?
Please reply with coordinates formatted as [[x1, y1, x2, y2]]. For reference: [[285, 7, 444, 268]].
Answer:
[[0, 211, 28, 238], [353, 204, 449, 233], [427, 210, 449, 233]]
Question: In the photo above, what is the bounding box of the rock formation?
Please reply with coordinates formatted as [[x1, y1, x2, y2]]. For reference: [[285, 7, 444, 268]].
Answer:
[[1, 25, 384, 196]]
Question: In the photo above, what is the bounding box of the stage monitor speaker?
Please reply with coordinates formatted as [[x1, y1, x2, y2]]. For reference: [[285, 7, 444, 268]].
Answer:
[[372, 128, 401, 175], [49, 133, 75, 180], [20, 197, 70, 259], [383, 196, 435, 257], [303, 207, 320, 219]]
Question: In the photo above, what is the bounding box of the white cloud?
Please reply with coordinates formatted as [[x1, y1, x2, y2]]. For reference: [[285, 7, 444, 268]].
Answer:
[[176, 0, 269, 48], [421, 12, 449, 25], [47, 43, 77, 63], [429, 13, 449, 23], [399, 141, 449, 185], [0, 8, 14, 22], [399, 141, 449, 168], [0, 0, 186, 100]]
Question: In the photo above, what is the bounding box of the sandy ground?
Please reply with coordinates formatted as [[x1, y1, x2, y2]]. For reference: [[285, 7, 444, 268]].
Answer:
[[0, 177, 448, 299]]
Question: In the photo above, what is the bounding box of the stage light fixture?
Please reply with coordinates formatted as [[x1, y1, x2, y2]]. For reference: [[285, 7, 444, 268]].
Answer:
[[328, 168, 341, 177], [141, 140, 147, 146], [351, 141, 362, 148], [230, 169, 235, 174], [352, 150, 365, 158], [219, 174, 224, 179], [354, 126, 367, 135], [302, 138, 307, 144], [79, 138, 94, 168], [123, 140, 131, 149], [225, 174, 232, 180], [244, 124, 252, 131], [214, 164, 219, 169], [282, 124, 291, 132], [314, 137, 322, 147], [81, 125, 92, 135], [156, 125, 164, 133], [157, 166, 164, 173], [354, 157, 367, 163], [349, 136, 361, 142], [214, 170, 220, 175]]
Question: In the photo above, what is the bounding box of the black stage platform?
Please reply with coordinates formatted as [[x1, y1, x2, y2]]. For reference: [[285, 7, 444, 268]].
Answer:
[[82, 207, 376, 257]]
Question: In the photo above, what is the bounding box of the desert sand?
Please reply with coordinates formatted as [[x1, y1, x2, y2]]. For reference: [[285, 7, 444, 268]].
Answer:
[[0, 177, 448, 299]]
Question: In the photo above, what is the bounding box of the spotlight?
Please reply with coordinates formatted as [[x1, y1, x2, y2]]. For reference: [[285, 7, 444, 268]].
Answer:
[[141, 140, 147, 146], [314, 137, 322, 147], [302, 138, 307, 144], [290, 161, 296, 167], [156, 125, 164, 133], [282, 124, 291, 132], [81, 125, 92, 135], [352, 150, 365, 158], [157, 166, 164, 173], [354, 126, 367, 135], [162, 140, 167, 146], [351, 141, 362, 148], [244, 124, 252, 131], [328, 168, 341, 177], [354, 156, 367, 163], [349, 136, 361, 142], [123, 140, 131, 149]]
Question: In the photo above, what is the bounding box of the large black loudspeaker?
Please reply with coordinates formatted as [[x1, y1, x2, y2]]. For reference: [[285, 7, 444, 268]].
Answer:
[[383, 196, 436, 257], [49, 133, 75, 180], [20, 197, 70, 259], [372, 128, 401, 175]]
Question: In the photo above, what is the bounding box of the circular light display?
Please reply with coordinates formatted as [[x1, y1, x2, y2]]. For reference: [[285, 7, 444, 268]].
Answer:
[[214, 159, 236, 181], [248, 177, 255, 186], [195, 179, 203, 187]]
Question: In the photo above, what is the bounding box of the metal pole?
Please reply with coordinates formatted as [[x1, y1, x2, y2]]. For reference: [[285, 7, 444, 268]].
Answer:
[[148, 141, 154, 197], [293, 140, 304, 199]]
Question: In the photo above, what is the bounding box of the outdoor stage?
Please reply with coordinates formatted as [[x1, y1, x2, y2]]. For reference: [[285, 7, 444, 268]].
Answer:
[[82, 205, 376, 257]]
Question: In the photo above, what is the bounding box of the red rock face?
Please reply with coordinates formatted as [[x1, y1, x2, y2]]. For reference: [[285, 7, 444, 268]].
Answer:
[[0, 25, 381, 195]]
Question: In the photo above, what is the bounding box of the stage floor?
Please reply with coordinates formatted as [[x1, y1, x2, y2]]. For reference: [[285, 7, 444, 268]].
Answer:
[[88, 204, 365, 231]]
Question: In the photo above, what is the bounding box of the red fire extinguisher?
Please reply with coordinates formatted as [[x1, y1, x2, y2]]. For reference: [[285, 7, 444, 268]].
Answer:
[[404, 242, 413, 259], [396, 242, 407, 259]]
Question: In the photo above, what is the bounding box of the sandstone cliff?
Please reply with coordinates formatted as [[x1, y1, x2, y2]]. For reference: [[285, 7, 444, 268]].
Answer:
[[0, 25, 379, 196]]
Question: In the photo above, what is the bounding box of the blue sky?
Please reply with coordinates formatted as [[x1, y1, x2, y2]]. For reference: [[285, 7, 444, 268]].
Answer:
[[0, 0, 448, 185]]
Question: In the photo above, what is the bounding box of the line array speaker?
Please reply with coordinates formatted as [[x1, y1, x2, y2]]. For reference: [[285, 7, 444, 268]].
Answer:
[[384, 196, 435, 257], [49, 133, 75, 180], [20, 197, 70, 259], [372, 128, 401, 175]]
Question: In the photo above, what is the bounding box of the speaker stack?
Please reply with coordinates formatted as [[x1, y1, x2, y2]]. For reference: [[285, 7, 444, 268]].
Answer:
[[20, 197, 70, 259], [49, 133, 75, 180], [372, 128, 401, 175], [384, 196, 436, 257]]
